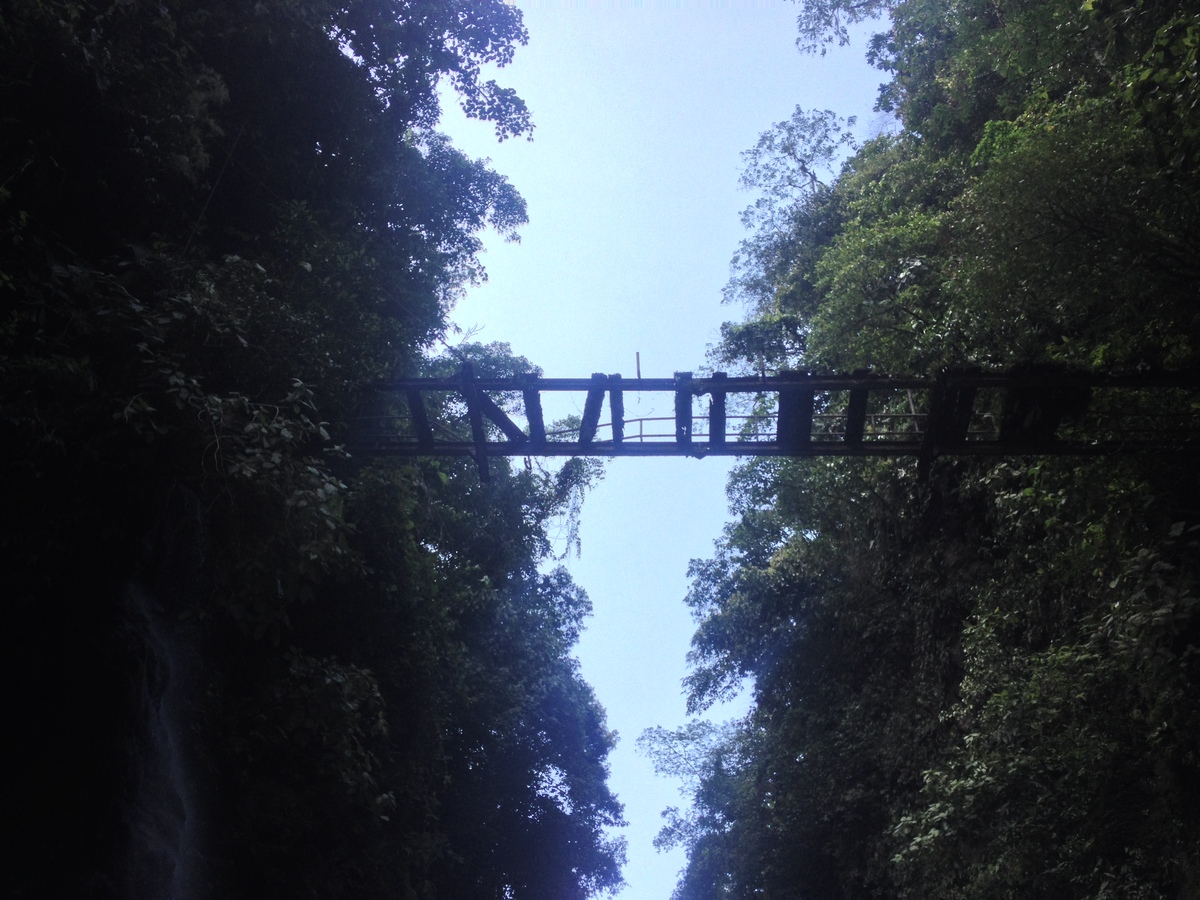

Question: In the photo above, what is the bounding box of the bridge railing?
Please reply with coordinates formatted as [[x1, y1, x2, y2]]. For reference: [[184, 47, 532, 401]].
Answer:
[[350, 367, 1200, 480]]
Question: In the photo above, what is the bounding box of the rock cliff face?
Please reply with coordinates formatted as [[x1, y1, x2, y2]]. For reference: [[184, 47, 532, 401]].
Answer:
[[12, 542, 135, 897], [11, 486, 213, 899]]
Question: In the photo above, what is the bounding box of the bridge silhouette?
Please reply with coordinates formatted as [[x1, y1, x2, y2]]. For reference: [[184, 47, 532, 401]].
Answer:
[[356, 367, 1200, 480]]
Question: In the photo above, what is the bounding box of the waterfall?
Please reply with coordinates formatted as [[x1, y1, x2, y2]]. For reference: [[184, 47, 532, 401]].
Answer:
[[122, 585, 199, 900]]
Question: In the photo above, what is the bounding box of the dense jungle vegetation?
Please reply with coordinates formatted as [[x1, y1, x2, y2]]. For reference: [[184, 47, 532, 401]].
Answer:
[[640, 0, 1200, 897], [7, 1, 1200, 898], [2, 2, 622, 897]]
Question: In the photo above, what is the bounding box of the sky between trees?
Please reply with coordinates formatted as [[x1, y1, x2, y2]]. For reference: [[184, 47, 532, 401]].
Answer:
[[438, 5, 886, 896]]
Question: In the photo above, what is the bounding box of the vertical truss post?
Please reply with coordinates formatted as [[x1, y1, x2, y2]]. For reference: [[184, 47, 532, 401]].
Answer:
[[944, 375, 978, 448], [580, 373, 607, 445], [522, 375, 546, 449], [459, 363, 489, 482], [777, 372, 814, 450], [675, 372, 694, 447], [919, 378, 947, 481], [609, 373, 625, 445], [844, 370, 871, 447], [709, 371, 728, 446], [406, 388, 434, 452], [919, 369, 978, 480]]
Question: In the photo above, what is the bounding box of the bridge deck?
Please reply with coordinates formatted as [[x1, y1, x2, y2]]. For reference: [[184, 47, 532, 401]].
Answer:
[[354, 368, 1200, 480]]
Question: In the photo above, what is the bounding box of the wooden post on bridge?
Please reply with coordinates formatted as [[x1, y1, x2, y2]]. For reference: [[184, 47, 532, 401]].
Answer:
[[844, 370, 871, 446], [709, 371, 728, 446], [522, 374, 546, 449], [777, 372, 814, 450], [675, 372, 694, 447], [580, 373, 607, 445], [609, 374, 625, 445], [459, 363, 489, 482], [406, 388, 434, 452], [918, 370, 979, 480]]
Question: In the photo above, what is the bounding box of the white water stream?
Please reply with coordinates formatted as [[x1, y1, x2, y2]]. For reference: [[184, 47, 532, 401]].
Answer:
[[122, 585, 198, 900]]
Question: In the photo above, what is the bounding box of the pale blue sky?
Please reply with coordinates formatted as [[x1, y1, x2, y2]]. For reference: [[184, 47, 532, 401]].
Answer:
[[439, 4, 883, 897]]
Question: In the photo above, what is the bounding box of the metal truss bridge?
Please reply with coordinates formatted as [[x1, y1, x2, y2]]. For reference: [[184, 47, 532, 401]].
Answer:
[[355, 367, 1200, 480]]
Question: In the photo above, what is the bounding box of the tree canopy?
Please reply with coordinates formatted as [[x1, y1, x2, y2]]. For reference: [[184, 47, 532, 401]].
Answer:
[[655, 0, 1200, 897], [3, 2, 623, 897]]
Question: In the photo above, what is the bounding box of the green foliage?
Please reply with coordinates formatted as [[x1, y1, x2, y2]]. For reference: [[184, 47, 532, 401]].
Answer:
[[3, 3, 620, 897], [725, 108, 856, 317], [638, 720, 759, 900], [789, 0, 897, 55], [661, 0, 1200, 896]]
